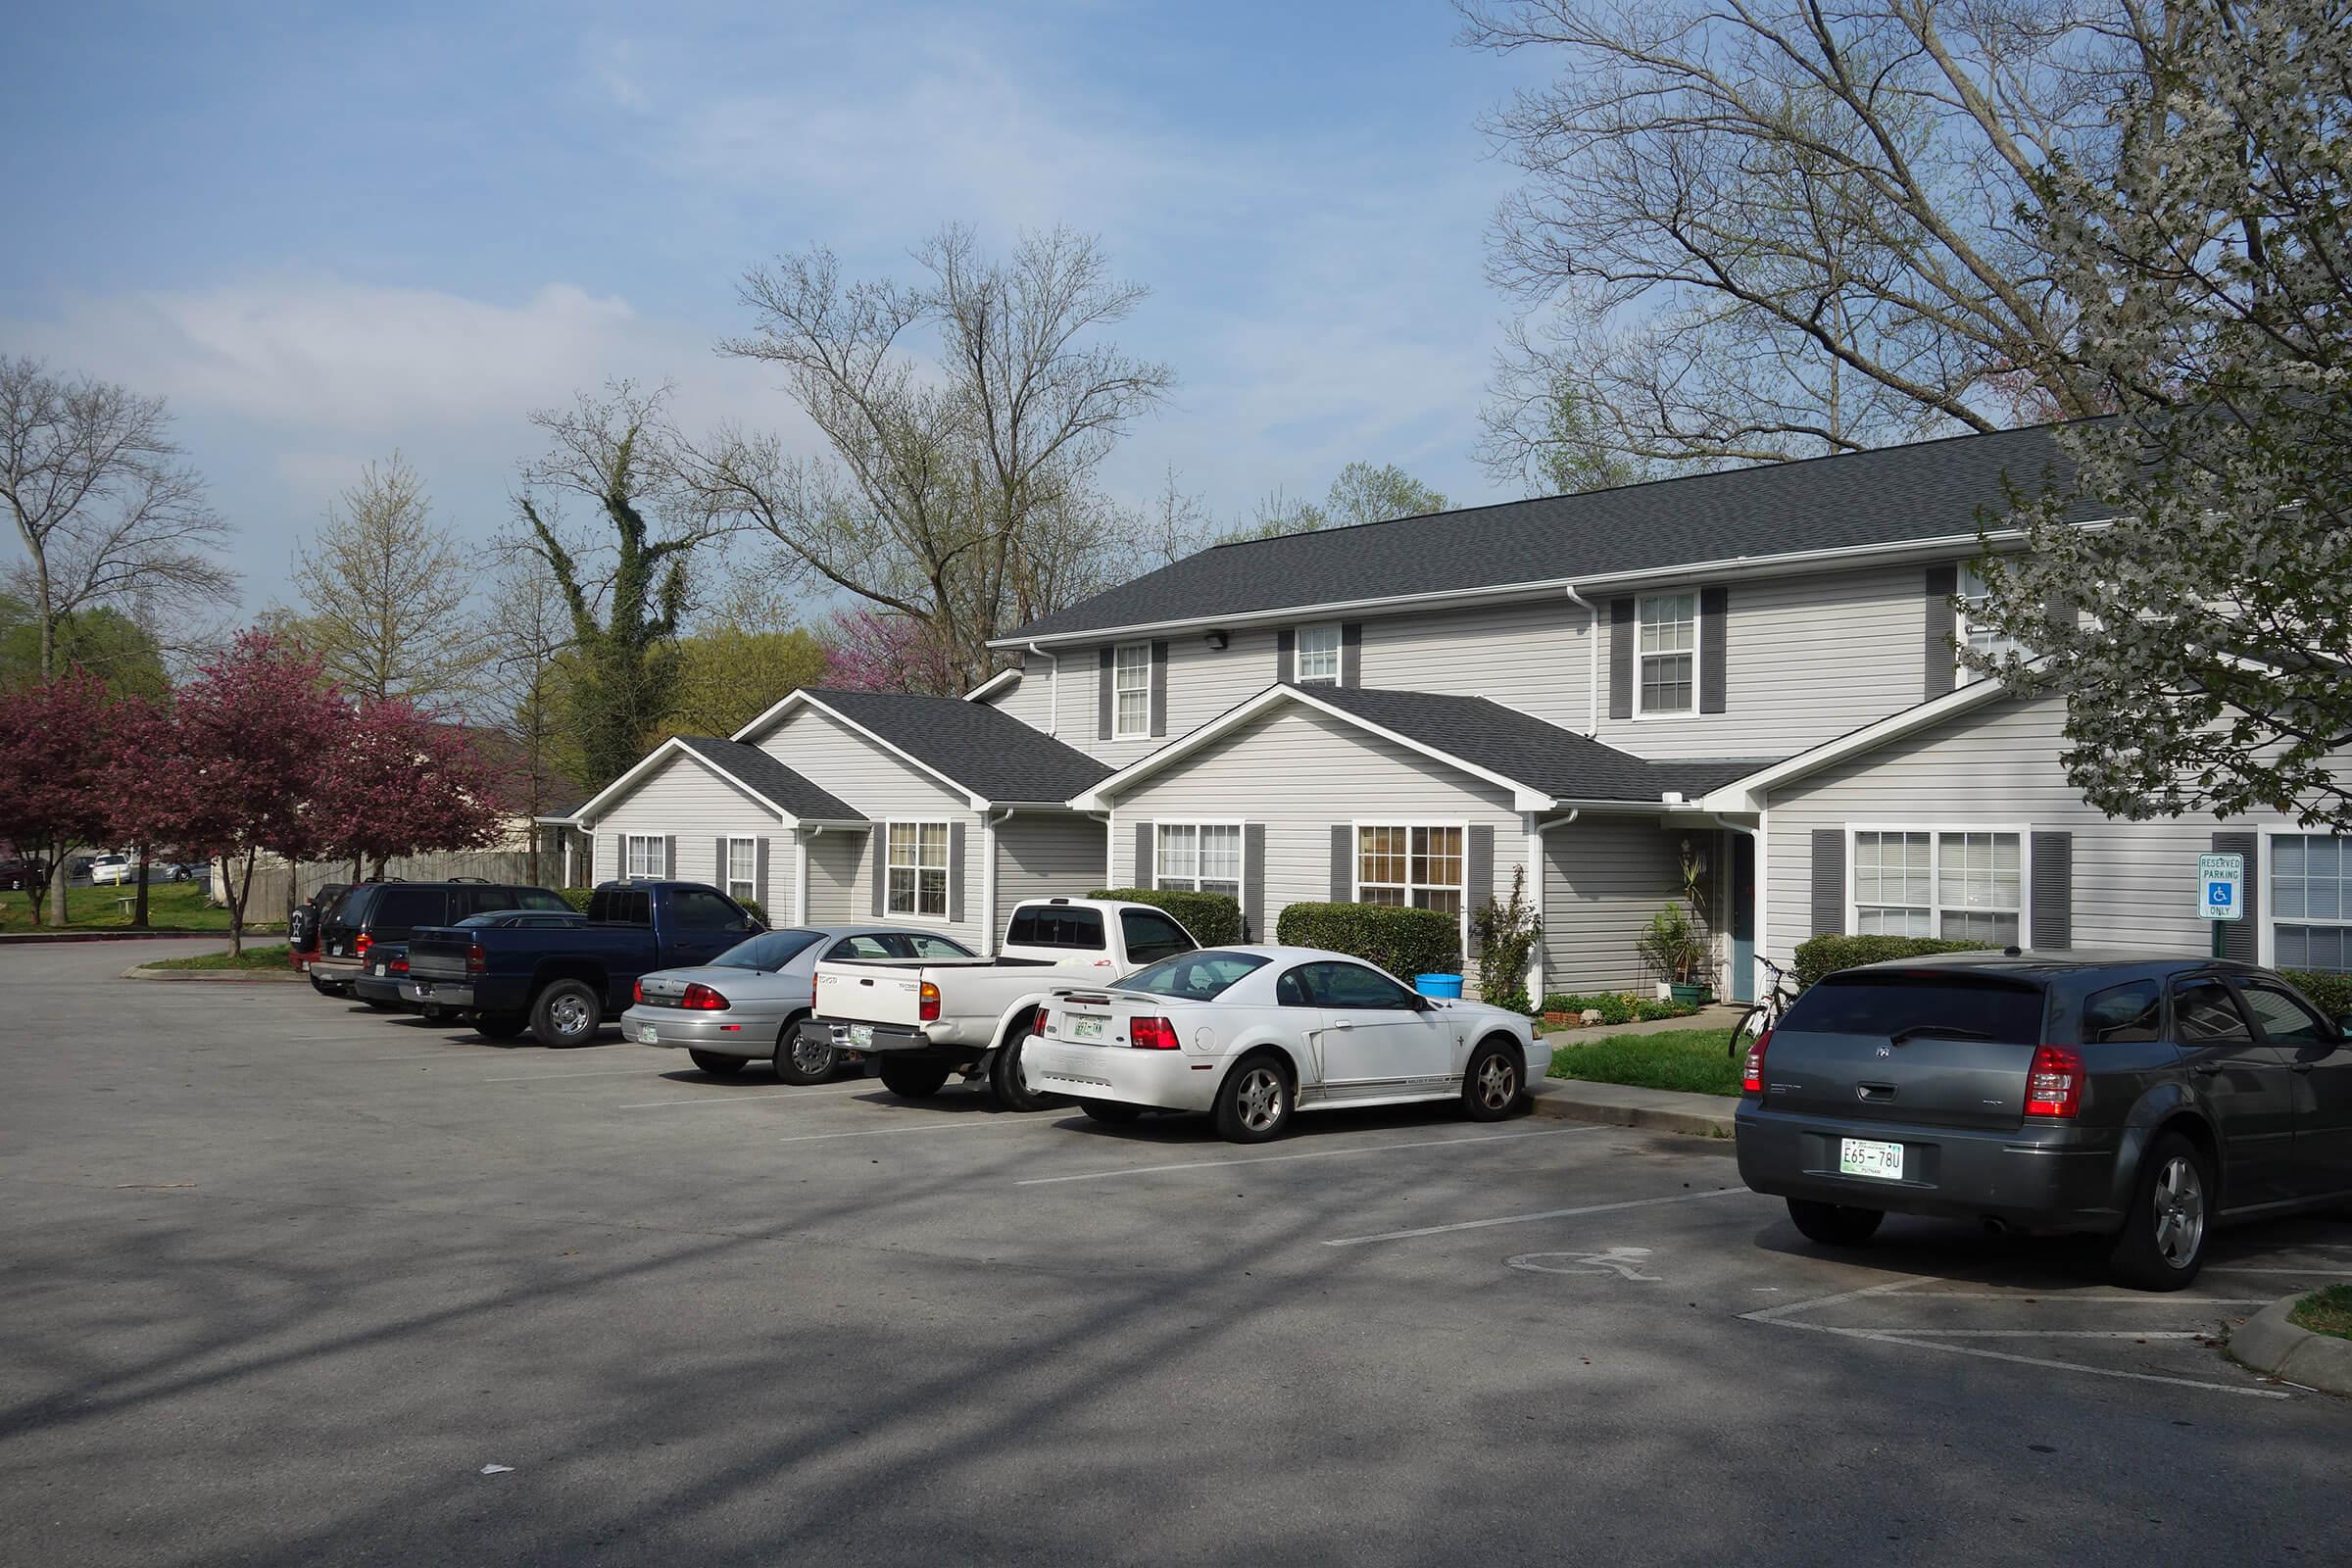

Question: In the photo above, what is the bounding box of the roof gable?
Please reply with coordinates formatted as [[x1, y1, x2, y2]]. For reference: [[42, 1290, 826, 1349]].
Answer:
[[572, 735, 864, 825], [738, 688, 1111, 806]]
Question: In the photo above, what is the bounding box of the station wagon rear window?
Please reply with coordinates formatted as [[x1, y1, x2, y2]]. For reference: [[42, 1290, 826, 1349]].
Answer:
[[1779, 971, 2046, 1043], [1120, 951, 1268, 1002]]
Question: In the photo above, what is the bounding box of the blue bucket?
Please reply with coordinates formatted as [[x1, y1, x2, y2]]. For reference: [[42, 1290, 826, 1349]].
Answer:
[[1415, 973, 1464, 1000]]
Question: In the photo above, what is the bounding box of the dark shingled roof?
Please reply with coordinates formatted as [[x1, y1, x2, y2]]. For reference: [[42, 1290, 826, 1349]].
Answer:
[[1300, 685, 1783, 804], [1010, 421, 2096, 641], [805, 689, 1112, 805], [673, 735, 864, 822]]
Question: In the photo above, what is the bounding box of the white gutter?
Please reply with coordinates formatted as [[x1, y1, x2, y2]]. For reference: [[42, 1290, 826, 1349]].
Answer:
[[980, 809, 1012, 955], [1562, 585, 1601, 736], [1027, 642, 1060, 738]]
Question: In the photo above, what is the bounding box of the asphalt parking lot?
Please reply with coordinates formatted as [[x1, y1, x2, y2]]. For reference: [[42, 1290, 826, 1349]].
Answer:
[[2, 941, 2346, 1566]]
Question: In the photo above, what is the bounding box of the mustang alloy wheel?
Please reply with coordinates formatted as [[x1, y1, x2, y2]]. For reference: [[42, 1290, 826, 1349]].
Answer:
[[1462, 1040, 1522, 1121], [1214, 1056, 1291, 1144]]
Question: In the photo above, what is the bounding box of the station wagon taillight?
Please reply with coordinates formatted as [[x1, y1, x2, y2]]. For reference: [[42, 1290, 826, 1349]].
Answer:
[[1129, 1016, 1179, 1051], [2024, 1045, 2083, 1119], [679, 983, 729, 1011], [918, 981, 942, 1022], [355, 931, 371, 958], [1741, 1030, 1769, 1095], [389, 957, 408, 975]]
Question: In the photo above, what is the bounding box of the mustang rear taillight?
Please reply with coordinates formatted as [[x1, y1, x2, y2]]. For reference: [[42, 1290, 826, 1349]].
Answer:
[[1129, 1016, 1180, 1051], [2025, 1044, 2083, 1119], [918, 981, 942, 1023], [1741, 1030, 1770, 1096], [1032, 1006, 1050, 1037], [679, 983, 729, 1011]]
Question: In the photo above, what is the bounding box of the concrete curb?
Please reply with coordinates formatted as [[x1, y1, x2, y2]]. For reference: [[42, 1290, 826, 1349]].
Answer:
[[0, 929, 284, 946], [2230, 1295, 2352, 1395], [121, 964, 306, 984], [1527, 1076, 1738, 1138]]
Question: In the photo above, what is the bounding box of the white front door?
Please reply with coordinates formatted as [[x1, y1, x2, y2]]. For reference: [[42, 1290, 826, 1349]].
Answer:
[[1300, 961, 1452, 1087]]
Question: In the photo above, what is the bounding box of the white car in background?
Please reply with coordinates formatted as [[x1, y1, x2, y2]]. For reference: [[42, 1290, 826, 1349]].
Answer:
[[88, 855, 136, 886], [1022, 946, 1537, 1143]]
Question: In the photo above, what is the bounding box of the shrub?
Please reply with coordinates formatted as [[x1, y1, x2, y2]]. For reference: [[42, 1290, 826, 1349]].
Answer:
[[736, 898, 767, 927], [1276, 900, 1461, 980], [2284, 968, 2352, 1019], [1091, 888, 1244, 947], [1469, 864, 1542, 1014], [1635, 902, 1708, 985], [558, 887, 595, 913], [1634, 998, 1702, 1021], [1792, 934, 1996, 988]]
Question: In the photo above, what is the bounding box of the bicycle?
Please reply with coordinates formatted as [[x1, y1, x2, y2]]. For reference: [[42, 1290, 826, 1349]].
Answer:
[[1726, 955, 1801, 1057]]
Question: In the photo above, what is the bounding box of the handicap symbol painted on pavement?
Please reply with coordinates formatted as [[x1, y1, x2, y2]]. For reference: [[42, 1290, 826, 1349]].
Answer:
[[1505, 1247, 1660, 1281]]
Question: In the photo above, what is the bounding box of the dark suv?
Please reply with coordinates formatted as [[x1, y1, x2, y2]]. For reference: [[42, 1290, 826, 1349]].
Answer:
[[1736, 953, 2352, 1289], [314, 881, 573, 1004]]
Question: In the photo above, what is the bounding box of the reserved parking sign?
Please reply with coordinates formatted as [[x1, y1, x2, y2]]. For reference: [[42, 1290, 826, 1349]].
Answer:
[[2198, 852, 2245, 921]]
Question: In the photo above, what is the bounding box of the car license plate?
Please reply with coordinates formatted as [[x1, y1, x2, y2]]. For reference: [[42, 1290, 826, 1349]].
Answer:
[[849, 1024, 873, 1049], [1838, 1138, 1905, 1181], [373, 963, 387, 977], [1071, 1015, 1103, 1042], [636, 1023, 660, 1044]]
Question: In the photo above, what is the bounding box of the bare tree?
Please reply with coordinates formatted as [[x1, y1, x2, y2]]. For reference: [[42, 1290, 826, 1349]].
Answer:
[[692, 224, 1175, 690], [1457, 1, 2162, 479], [0, 357, 235, 680], [481, 551, 581, 884], [292, 453, 479, 706]]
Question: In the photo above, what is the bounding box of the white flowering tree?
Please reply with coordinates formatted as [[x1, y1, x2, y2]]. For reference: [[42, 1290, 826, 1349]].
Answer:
[[1968, 0, 2352, 829]]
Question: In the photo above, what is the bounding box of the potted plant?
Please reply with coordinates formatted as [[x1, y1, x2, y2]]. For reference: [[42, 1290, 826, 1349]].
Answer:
[[1637, 903, 1712, 1005]]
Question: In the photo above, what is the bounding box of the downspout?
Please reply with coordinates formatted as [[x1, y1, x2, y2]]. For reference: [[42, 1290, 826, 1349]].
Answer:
[[798, 825, 822, 927], [1562, 586, 1600, 736], [1028, 643, 1060, 738], [982, 808, 1014, 956]]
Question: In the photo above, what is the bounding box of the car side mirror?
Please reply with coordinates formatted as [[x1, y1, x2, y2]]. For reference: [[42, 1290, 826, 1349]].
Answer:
[[2337, 1014, 2352, 1040]]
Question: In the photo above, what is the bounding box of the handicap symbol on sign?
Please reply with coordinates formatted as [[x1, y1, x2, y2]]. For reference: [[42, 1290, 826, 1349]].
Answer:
[[2208, 883, 2233, 907], [1504, 1247, 1660, 1282]]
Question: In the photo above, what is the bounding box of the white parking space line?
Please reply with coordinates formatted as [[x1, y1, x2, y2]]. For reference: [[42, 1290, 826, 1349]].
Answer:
[[2205, 1265, 2352, 1275], [1740, 1276, 1923, 1323], [1880, 1329, 2210, 1340], [1017, 1126, 1598, 1188], [775, 1120, 1047, 1145], [1900, 1294, 2272, 1305], [1322, 1183, 1751, 1248], [616, 1085, 874, 1110], [1796, 1324, 2289, 1398], [481, 1064, 704, 1083]]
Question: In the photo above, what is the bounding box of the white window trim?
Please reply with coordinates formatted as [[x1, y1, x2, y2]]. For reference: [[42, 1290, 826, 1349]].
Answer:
[[2257, 825, 2352, 973], [885, 818, 954, 924], [1955, 561, 2018, 683], [1153, 819, 1248, 899], [1111, 642, 1152, 740], [1293, 622, 1343, 687], [1844, 823, 2033, 947], [724, 835, 760, 906], [1632, 590, 1701, 720], [623, 833, 667, 881], [1351, 819, 1473, 956]]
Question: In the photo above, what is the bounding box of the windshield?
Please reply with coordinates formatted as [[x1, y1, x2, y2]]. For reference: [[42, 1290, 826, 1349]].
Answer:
[[1117, 950, 1269, 1002], [713, 929, 824, 971]]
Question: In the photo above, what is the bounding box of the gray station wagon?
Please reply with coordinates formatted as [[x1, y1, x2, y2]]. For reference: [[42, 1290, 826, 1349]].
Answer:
[[1735, 953, 2352, 1289]]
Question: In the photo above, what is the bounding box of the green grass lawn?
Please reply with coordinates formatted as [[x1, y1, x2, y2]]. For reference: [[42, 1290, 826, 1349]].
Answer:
[[0, 879, 277, 934], [2290, 1285, 2352, 1341], [1547, 1027, 1743, 1098], [140, 944, 294, 971]]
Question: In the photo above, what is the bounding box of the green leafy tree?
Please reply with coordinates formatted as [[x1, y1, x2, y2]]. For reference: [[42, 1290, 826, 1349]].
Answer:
[[660, 583, 834, 739], [1969, 0, 2352, 829], [291, 454, 479, 706], [0, 595, 167, 697]]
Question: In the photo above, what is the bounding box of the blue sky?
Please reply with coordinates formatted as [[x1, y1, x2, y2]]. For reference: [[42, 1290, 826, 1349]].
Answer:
[[2, 1, 1540, 619]]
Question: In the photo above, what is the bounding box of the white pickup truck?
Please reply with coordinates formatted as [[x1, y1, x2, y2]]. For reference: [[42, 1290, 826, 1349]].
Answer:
[[806, 898, 1200, 1108]]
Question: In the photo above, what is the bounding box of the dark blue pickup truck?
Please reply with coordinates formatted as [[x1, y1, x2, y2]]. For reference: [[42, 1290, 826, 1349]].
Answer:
[[405, 881, 762, 1047]]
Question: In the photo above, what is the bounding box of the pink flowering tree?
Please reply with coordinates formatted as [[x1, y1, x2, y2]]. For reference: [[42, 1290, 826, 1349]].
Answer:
[[311, 700, 507, 879], [823, 607, 961, 695], [0, 669, 123, 924]]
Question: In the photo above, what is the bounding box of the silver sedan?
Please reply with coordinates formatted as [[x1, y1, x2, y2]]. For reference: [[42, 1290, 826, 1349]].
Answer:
[[621, 925, 978, 1083]]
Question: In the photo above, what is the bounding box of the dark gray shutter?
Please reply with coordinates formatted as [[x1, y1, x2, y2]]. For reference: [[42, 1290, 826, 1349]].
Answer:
[[1699, 585, 1728, 713], [949, 821, 966, 925], [610, 834, 623, 883], [756, 837, 771, 917], [2213, 830, 2260, 961], [1149, 640, 1168, 737], [1097, 648, 1114, 740], [713, 837, 726, 892], [1277, 629, 1296, 684], [1330, 824, 1352, 903], [1465, 824, 1494, 916], [1341, 622, 1362, 688], [1243, 823, 1265, 941], [1608, 597, 1635, 719], [662, 834, 677, 880], [1924, 564, 1959, 699], [1811, 829, 1846, 936], [2030, 831, 2072, 951], [1134, 821, 1152, 889], [870, 830, 887, 917]]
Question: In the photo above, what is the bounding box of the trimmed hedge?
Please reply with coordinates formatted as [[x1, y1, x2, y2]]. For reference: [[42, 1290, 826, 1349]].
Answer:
[[1275, 901, 1461, 980], [2284, 968, 2352, 1019], [1091, 888, 1243, 948], [1792, 934, 1996, 988], [558, 887, 595, 913]]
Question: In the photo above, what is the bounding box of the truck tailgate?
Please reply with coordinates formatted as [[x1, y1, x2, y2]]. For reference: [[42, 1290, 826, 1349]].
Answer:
[[813, 963, 926, 1028]]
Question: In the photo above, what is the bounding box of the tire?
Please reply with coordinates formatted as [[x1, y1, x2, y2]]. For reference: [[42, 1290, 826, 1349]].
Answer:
[[1079, 1099, 1144, 1125], [987, 1031, 1054, 1112], [2109, 1132, 2213, 1291], [474, 1012, 529, 1041], [1728, 1004, 1771, 1058], [1787, 1199, 1885, 1247], [529, 980, 603, 1049], [878, 1057, 951, 1099], [1461, 1038, 1524, 1121], [773, 1018, 837, 1085], [689, 1049, 748, 1077], [1212, 1053, 1293, 1144]]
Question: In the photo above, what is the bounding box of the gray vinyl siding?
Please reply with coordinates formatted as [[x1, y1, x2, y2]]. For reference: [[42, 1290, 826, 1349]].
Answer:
[[1355, 598, 1591, 732], [1759, 693, 2352, 968], [993, 814, 1110, 910], [1103, 706, 1528, 983], [977, 654, 1061, 736], [803, 831, 865, 924], [1541, 818, 1710, 994], [1070, 627, 1283, 769], [581, 752, 780, 891]]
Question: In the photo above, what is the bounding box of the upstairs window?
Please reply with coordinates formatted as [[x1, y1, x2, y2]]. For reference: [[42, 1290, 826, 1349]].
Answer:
[[1295, 623, 1342, 685], [1112, 643, 1152, 738], [1637, 593, 1696, 715], [1958, 562, 2018, 677]]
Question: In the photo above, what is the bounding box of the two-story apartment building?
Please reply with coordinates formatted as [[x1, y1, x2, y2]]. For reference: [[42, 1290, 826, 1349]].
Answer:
[[546, 419, 2349, 997]]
